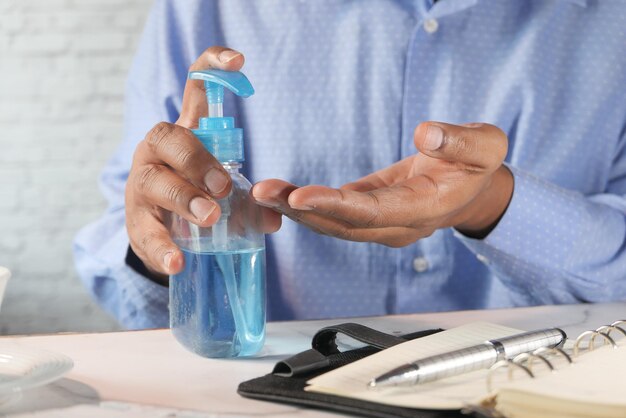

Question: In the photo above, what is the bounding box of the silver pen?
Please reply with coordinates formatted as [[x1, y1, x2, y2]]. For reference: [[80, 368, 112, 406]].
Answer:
[[368, 328, 566, 388]]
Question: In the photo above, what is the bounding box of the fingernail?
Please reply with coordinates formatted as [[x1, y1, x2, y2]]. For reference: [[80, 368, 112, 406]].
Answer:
[[164, 251, 173, 270], [218, 50, 241, 63], [189, 197, 216, 222], [289, 202, 313, 211], [463, 122, 484, 128], [424, 125, 444, 151], [204, 169, 229, 195]]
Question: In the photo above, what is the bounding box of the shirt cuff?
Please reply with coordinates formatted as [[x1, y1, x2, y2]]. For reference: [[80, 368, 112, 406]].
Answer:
[[125, 245, 169, 287], [456, 166, 625, 295], [74, 221, 170, 330]]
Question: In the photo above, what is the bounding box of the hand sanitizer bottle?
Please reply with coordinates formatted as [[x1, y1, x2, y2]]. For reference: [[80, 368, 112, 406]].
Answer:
[[169, 70, 265, 358]]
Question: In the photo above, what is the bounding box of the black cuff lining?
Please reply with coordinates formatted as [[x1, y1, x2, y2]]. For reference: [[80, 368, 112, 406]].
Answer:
[[125, 245, 169, 287]]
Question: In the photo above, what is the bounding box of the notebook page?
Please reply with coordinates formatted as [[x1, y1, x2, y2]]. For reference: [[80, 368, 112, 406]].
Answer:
[[306, 322, 523, 410], [494, 339, 626, 418]]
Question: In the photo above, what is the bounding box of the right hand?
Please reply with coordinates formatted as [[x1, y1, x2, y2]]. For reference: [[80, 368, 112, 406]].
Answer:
[[125, 47, 281, 282]]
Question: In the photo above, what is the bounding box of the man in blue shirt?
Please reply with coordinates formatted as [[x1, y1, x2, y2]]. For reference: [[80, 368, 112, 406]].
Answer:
[[74, 0, 626, 329]]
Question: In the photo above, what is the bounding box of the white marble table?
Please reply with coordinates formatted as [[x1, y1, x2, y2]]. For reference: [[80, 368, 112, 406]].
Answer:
[[1, 302, 624, 417]]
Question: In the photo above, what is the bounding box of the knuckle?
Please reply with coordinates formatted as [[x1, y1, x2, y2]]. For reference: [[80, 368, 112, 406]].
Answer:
[[452, 133, 478, 159], [336, 225, 355, 241], [172, 142, 197, 171], [136, 164, 163, 195], [140, 230, 159, 252], [146, 122, 175, 153], [140, 231, 169, 260], [163, 181, 189, 207], [363, 191, 382, 227]]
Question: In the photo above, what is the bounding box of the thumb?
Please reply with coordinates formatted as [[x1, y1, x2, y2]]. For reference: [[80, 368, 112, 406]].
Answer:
[[413, 122, 508, 170], [176, 46, 245, 129]]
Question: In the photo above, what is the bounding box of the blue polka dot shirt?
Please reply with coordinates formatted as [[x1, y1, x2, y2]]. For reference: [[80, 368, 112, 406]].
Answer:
[[74, 0, 626, 329]]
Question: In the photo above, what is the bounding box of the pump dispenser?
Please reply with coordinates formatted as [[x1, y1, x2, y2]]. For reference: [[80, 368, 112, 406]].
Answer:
[[169, 70, 266, 358], [190, 69, 254, 162]]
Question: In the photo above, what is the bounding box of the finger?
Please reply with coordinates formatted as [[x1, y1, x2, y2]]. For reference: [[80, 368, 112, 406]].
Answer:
[[252, 178, 342, 234], [341, 157, 415, 192], [287, 179, 438, 229], [265, 199, 424, 247], [324, 225, 425, 247], [251, 178, 299, 208], [252, 180, 423, 244], [259, 206, 282, 233], [140, 122, 231, 198], [177, 46, 245, 128], [251, 179, 299, 234], [259, 192, 361, 238], [291, 210, 423, 247], [133, 162, 221, 227], [413, 122, 508, 170], [127, 209, 185, 275]]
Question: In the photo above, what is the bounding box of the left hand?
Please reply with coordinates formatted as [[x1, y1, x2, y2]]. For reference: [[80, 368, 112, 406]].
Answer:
[[252, 122, 513, 247]]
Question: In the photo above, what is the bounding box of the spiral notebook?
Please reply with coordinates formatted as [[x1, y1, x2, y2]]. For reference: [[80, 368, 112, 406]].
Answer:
[[479, 321, 626, 418], [305, 321, 626, 418]]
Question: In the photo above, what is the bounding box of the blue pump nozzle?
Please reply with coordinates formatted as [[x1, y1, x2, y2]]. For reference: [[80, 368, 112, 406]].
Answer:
[[188, 69, 255, 162]]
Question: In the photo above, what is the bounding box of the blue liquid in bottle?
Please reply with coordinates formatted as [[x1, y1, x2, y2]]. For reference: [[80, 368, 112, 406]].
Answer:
[[170, 244, 266, 358], [168, 69, 265, 358]]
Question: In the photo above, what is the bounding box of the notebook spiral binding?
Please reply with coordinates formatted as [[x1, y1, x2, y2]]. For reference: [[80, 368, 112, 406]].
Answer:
[[485, 320, 626, 393], [462, 321, 626, 418]]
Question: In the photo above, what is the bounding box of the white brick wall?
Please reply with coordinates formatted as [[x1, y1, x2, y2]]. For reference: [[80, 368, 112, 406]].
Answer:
[[0, 0, 154, 334]]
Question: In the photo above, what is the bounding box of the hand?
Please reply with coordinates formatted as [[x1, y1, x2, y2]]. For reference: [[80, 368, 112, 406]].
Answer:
[[252, 122, 513, 247], [125, 47, 281, 282]]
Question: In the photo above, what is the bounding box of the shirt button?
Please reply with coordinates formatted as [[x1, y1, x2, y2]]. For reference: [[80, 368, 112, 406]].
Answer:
[[412, 257, 430, 273], [423, 18, 439, 34], [477, 254, 490, 264]]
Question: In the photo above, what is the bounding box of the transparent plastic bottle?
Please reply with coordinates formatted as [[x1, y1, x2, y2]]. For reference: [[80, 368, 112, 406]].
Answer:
[[169, 70, 266, 358]]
